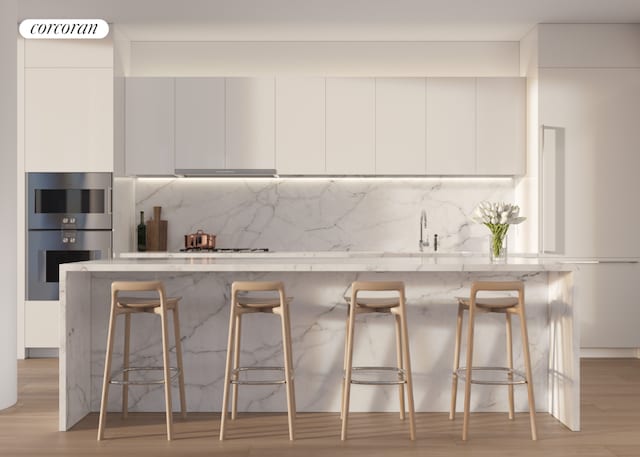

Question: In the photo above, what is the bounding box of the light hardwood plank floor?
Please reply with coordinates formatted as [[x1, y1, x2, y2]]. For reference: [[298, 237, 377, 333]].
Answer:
[[1, 358, 639, 456]]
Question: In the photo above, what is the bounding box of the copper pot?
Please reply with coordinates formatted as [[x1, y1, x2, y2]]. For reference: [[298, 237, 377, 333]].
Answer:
[[184, 230, 216, 249]]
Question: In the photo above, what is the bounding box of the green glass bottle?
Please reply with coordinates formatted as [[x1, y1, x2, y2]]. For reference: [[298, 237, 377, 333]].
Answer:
[[137, 211, 146, 252]]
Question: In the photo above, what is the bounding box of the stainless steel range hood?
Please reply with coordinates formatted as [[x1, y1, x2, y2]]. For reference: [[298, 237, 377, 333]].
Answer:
[[174, 169, 278, 177]]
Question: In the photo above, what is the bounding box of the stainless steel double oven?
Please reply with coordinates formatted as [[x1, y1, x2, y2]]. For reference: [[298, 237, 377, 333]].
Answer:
[[27, 172, 112, 300]]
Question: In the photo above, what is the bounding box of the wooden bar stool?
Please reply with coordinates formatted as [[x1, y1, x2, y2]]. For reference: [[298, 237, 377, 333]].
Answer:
[[341, 281, 416, 440], [449, 280, 537, 440], [219, 281, 296, 440], [97, 280, 187, 441]]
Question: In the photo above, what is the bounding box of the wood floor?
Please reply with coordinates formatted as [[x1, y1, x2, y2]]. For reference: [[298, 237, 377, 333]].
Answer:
[[1, 358, 640, 456]]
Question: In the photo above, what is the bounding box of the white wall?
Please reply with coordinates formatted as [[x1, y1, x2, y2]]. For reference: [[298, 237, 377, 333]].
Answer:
[[128, 41, 520, 77], [0, 0, 18, 410]]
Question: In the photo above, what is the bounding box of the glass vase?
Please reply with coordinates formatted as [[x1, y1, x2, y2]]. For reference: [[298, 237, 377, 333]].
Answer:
[[489, 232, 507, 263]]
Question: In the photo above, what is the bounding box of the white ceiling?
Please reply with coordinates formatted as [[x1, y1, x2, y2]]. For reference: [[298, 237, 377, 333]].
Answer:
[[17, 0, 640, 41]]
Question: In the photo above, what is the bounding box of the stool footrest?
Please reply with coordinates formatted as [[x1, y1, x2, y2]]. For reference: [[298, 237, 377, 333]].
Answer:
[[348, 366, 407, 385], [109, 366, 181, 386], [231, 366, 290, 385], [455, 366, 527, 385]]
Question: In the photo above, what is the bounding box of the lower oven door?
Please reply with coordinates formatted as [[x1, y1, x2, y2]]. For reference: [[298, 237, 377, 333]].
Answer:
[[27, 229, 112, 300]]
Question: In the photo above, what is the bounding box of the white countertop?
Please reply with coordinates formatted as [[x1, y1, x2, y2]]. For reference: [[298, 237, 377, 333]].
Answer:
[[63, 253, 580, 273]]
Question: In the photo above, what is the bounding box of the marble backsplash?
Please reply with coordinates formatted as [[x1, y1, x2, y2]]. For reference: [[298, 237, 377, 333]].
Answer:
[[133, 178, 517, 253]]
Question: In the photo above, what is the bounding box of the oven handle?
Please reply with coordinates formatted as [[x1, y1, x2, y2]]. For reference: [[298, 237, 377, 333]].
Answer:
[[107, 186, 112, 215]]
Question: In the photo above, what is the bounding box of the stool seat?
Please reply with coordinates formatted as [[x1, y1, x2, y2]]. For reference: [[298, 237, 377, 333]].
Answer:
[[350, 297, 400, 309], [117, 296, 181, 310], [237, 295, 292, 308], [456, 296, 519, 310]]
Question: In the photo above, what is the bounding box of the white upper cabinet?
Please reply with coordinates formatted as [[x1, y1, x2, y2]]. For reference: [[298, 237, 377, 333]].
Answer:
[[226, 78, 275, 169], [425, 78, 476, 175], [476, 77, 525, 175], [375, 78, 426, 174], [326, 78, 376, 174], [175, 78, 225, 170], [125, 78, 175, 176], [276, 77, 326, 174], [25, 68, 113, 172]]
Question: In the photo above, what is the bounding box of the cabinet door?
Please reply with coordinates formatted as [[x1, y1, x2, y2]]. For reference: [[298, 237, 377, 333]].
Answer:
[[326, 78, 375, 174], [579, 263, 640, 348], [375, 78, 426, 175], [125, 78, 174, 176], [226, 78, 275, 169], [25, 68, 113, 172], [175, 78, 225, 170], [276, 77, 325, 174], [476, 77, 525, 175], [425, 78, 475, 175]]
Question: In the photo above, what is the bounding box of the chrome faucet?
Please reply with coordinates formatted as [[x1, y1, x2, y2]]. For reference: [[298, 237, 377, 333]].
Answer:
[[419, 210, 429, 251]]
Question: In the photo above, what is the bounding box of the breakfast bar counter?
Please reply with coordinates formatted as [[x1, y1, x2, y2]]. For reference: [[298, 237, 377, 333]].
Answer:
[[59, 254, 579, 433]]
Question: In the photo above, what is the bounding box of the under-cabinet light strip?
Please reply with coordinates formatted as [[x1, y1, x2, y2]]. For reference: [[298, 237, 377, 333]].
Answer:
[[134, 176, 514, 183]]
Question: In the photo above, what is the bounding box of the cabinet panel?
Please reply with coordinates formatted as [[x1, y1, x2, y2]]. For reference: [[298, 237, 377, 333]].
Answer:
[[25, 301, 58, 348], [476, 77, 525, 175], [125, 78, 174, 176], [276, 77, 325, 174], [375, 78, 426, 174], [175, 78, 225, 170], [425, 78, 475, 175], [579, 263, 640, 348], [226, 78, 275, 169], [540, 69, 640, 257], [25, 68, 113, 172], [326, 78, 375, 174]]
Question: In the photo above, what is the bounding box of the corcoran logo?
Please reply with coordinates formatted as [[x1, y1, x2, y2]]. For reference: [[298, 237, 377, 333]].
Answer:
[[19, 19, 109, 39]]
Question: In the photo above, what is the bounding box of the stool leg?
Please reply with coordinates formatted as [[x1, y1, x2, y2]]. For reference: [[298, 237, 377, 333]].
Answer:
[[173, 305, 187, 418], [340, 309, 349, 420], [394, 314, 406, 420], [231, 313, 242, 420], [97, 304, 118, 441], [122, 313, 131, 419], [518, 307, 538, 440], [341, 300, 356, 441], [399, 305, 416, 440], [506, 313, 515, 420], [280, 304, 296, 440], [159, 306, 174, 440], [449, 303, 464, 420], [219, 301, 236, 440], [462, 303, 476, 441]]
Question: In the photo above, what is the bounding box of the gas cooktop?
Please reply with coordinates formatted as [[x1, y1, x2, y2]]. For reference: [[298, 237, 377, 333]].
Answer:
[[179, 247, 269, 253]]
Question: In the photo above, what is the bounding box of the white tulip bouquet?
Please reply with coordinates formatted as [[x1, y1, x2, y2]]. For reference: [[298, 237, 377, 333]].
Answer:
[[471, 201, 526, 260]]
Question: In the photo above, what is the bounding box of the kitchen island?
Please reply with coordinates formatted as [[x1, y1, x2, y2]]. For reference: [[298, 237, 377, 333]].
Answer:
[[59, 254, 579, 433]]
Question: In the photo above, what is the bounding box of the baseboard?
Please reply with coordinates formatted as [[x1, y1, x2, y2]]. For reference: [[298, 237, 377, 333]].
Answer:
[[26, 348, 59, 359], [581, 348, 640, 359]]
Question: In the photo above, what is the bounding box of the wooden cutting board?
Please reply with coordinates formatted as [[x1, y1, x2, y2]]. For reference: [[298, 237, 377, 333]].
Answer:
[[146, 206, 168, 251]]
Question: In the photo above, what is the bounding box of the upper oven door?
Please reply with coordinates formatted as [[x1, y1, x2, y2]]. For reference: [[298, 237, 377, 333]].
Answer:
[[27, 172, 112, 230]]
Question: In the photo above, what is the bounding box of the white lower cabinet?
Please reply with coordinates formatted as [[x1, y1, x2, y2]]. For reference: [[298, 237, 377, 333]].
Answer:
[[326, 78, 376, 174], [579, 263, 640, 348], [24, 301, 59, 348]]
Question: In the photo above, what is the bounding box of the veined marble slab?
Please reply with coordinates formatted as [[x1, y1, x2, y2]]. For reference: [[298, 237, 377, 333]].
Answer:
[[59, 257, 579, 435]]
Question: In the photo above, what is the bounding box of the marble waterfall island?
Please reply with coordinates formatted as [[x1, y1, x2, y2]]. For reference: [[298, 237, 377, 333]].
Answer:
[[59, 255, 579, 433]]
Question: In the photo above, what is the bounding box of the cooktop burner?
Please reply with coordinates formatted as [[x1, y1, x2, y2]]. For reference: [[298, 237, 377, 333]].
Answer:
[[180, 247, 269, 253]]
